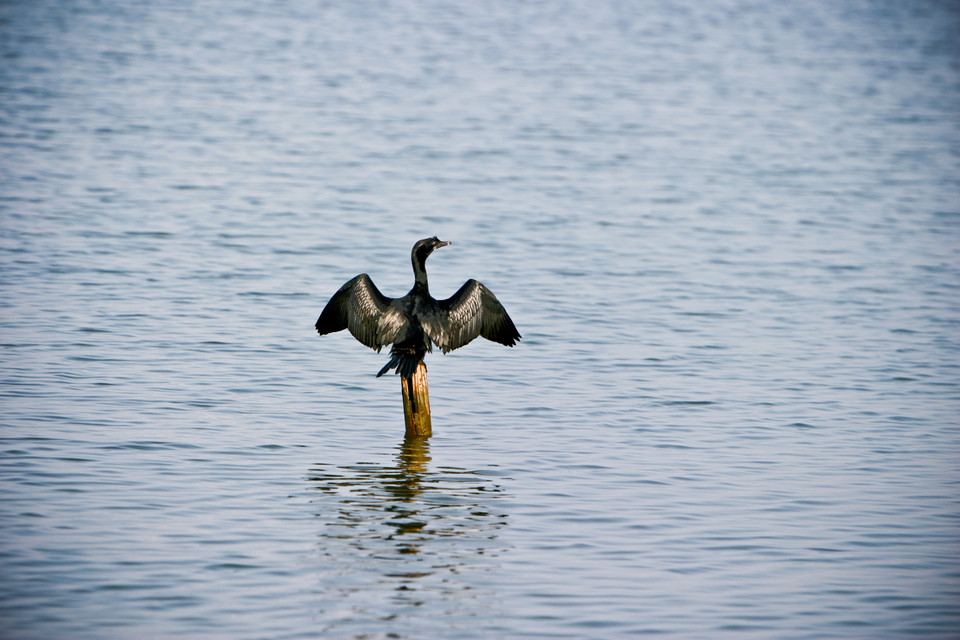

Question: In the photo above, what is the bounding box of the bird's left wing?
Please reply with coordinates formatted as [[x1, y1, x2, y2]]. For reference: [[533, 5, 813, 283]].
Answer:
[[315, 274, 405, 351], [425, 279, 521, 354]]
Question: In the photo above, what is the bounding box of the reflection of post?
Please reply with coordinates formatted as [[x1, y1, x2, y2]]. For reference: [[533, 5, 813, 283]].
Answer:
[[380, 436, 430, 502], [401, 361, 432, 438], [398, 435, 430, 476]]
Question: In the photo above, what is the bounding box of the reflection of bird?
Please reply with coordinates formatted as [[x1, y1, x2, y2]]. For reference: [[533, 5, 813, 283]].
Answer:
[[315, 237, 520, 378]]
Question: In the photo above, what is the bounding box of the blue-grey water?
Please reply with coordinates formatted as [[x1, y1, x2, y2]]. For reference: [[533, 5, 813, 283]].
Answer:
[[2, 1, 959, 638]]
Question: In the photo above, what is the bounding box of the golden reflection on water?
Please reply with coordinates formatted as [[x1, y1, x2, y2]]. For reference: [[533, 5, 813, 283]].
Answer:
[[307, 436, 508, 622]]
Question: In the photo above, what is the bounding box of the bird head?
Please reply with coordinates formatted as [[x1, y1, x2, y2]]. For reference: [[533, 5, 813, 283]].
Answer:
[[412, 236, 450, 263], [411, 237, 450, 283], [416, 236, 450, 251]]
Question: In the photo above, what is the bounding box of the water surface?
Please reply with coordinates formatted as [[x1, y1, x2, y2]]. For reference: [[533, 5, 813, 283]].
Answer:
[[2, 1, 959, 638]]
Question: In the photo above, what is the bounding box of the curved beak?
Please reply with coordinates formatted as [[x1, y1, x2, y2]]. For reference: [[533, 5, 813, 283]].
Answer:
[[436, 240, 451, 248]]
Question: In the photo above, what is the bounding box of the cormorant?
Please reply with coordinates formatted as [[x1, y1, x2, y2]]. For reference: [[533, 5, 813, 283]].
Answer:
[[315, 237, 521, 378]]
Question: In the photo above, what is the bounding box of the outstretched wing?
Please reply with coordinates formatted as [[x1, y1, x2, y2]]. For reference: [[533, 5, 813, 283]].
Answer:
[[424, 279, 521, 354], [315, 274, 406, 351]]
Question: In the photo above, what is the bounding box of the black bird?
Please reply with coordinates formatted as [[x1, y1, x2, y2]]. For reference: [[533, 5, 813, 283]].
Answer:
[[315, 237, 520, 378]]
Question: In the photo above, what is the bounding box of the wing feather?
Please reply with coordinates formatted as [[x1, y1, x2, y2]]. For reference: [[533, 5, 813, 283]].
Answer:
[[426, 279, 521, 353], [315, 274, 405, 351]]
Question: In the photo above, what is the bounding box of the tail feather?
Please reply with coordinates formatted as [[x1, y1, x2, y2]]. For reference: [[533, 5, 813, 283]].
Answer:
[[376, 355, 399, 377], [376, 352, 421, 378], [397, 354, 420, 378]]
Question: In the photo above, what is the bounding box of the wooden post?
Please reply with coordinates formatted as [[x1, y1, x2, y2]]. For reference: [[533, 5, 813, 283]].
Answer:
[[401, 361, 432, 438]]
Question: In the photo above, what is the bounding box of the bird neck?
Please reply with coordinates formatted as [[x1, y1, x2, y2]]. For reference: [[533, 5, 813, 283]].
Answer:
[[412, 254, 430, 292]]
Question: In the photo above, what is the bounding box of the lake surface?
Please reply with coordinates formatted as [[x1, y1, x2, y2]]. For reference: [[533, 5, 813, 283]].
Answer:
[[2, 1, 959, 638]]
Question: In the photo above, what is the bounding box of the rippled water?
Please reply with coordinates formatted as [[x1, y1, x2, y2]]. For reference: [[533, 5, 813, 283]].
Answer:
[[2, 1, 959, 638]]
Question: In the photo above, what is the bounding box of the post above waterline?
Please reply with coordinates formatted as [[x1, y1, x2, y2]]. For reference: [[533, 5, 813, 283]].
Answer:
[[401, 361, 432, 438]]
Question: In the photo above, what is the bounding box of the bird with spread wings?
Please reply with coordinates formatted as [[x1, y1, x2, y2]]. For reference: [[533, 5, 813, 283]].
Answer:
[[315, 237, 520, 378]]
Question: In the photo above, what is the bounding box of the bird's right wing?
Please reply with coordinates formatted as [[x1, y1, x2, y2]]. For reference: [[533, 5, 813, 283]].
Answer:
[[315, 274, 406, 351]]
